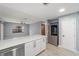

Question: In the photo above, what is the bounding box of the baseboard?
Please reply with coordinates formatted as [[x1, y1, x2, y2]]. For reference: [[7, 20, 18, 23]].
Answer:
[[58, 45, 78, 53], [58, 45, 62, 47]]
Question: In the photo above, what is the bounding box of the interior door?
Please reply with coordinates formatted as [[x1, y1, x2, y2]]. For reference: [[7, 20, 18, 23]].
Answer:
[[41, 24, 45, 35], [60, 16, 76, 51]]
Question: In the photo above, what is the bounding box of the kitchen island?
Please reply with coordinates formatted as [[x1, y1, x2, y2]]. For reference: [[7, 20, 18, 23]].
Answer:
[[0, 35, 47, 56]]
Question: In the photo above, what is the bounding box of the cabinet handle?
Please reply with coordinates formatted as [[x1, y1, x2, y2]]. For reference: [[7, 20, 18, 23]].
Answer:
[[43, 39, 45, 42]]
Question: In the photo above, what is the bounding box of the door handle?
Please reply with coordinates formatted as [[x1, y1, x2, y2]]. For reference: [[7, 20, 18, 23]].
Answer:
[[62, 35, 65, 37], [33, 41, 36, 48]]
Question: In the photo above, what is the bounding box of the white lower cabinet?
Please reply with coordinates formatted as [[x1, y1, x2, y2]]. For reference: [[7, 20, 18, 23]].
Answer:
[[35, 38, 46, 55], [25, 41, 33, 56], [25, 37, 46, 56], [25, 41, 37, 56], [41, 37, 47, 51], [0, 36, 47, 56]]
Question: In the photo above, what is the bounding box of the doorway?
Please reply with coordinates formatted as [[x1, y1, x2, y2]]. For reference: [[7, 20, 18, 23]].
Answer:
[[41, 24, 45, 35]]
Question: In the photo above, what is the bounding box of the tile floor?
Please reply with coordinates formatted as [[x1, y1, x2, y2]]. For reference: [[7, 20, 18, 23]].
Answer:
[[38, 43, 79, 56]]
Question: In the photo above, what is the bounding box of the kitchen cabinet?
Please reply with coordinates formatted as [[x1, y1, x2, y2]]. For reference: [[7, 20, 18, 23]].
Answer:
[[25, 37, 46, 56], [41, 37, 47, 51], [35, 37, 46, 55], [25, 41, 37, 56], [25, 41, 34, 56], [0, 35, 47, 56], [35, 38, 46, 55], [35, 39, 43, 55]]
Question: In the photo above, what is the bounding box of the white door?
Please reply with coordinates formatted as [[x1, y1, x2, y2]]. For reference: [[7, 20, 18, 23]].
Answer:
[[60, 15, 76, 51]]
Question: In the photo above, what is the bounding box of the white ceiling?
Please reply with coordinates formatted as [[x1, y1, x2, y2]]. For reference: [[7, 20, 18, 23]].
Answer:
[[0, 3, 79, 23]]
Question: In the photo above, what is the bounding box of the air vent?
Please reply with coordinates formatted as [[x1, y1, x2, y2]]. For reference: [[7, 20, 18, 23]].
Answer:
[[43, 3, 49, 5]]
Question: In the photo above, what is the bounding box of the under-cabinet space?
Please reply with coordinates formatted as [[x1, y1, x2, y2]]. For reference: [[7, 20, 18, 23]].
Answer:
[[0, 44, 25, 56], [0, 47, 16, 56], [16, 45, 25, 56]]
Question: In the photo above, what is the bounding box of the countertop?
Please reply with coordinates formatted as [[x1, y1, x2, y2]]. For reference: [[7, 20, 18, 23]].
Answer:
[[0, 35, 47, 50]]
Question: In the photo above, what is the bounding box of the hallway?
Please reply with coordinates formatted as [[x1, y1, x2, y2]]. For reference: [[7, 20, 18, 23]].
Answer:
[[38, 44, 79, 56]]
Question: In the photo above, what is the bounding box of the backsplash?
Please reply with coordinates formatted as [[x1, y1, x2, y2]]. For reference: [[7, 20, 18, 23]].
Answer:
[[4, 22, 29, 40]]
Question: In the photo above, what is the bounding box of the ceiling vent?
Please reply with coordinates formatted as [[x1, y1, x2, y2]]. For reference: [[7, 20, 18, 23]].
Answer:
[[43, 3, 49, 5]]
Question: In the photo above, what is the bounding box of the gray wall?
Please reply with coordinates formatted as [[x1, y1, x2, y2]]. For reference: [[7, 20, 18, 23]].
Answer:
[[30, 22, 41, 35], [4, 22, 29, 40]]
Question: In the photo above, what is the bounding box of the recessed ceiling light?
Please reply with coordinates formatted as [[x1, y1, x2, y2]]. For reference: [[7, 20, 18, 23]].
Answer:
[[59, 8, 65, 13]]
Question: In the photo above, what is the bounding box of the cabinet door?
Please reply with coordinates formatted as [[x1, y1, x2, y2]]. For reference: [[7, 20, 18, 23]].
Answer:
[[42, 37, 47, 50], [36, 39, 43, 54], [35, 38, 46, 55], [25, 42, 31, 56], [39, 37, 46, 51], [25, 41, 35, 56], [30, 41, 36, 56], [25, 38, 47, 56]]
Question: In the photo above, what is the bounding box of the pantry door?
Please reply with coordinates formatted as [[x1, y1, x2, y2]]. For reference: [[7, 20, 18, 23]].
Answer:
[[60, 16, 76, 51]]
